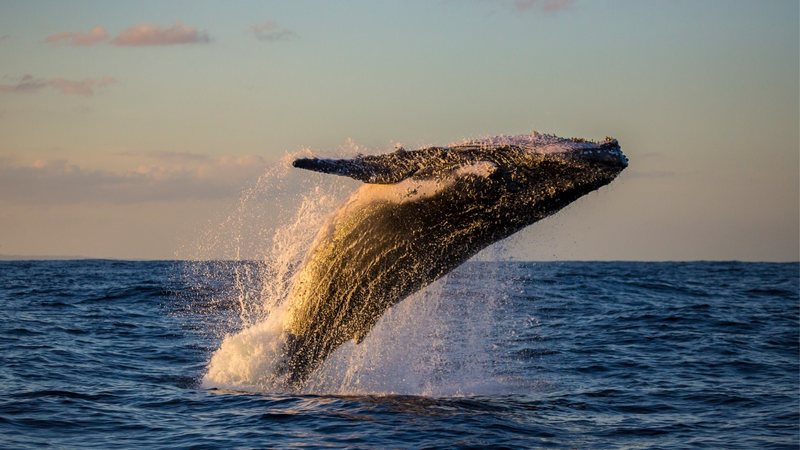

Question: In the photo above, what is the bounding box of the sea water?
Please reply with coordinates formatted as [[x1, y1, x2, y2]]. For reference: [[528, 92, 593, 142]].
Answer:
[[1, 259, 797, 448], [2, 152, 798, 448]]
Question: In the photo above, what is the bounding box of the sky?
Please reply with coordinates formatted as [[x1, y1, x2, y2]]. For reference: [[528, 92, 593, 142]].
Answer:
[[0, 0, 797, 261]]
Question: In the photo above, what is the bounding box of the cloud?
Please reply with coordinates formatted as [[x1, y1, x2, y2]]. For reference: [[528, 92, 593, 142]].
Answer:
[[112, 22, 211, 46], [0, 74, 48, 94], [249, 22, 298, 42], [0, 75, 115, 96], [45, 26, 108, 46], [48, 76, 116, 96], [0, 154, 269, 205], [145, 151, 213, 162], [113, 151, 213, 163], [0, 34, 10, 42]]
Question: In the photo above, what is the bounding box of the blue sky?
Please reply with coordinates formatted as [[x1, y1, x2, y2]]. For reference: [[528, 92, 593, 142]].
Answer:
[[0, 0, 797, 260]]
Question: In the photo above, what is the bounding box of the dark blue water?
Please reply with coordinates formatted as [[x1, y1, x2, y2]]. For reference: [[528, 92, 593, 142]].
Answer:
[[1, 260, 797, 448]]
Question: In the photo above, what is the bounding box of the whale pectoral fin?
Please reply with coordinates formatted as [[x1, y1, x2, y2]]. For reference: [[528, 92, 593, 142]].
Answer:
[[292, 147, 448, 184], [292, 154, 416, 184]]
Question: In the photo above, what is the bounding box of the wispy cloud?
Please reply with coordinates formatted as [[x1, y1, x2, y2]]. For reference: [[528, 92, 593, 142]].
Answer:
[[492, 0, 574, 13], [112, 151, 213, 162], [0, 34, 10, 42], [0, 75, 48, 94], [0, 75, 116, 96], [48, 77, 116, 96], [0, 155, 268, 205], [45, 26, 108, 46], [111, 22, 211, 46], [145, 151, 213, 162], [249, 21, 298, 42]]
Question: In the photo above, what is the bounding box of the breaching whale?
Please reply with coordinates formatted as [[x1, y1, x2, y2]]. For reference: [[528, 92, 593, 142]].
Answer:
[[281, 131, 628, 386]]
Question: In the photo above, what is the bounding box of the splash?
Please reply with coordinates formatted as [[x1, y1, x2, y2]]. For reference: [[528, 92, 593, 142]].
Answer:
[[187, 128, 628, 395], [304, 257, 510, 396], [186, 145, 512, 396], [179, 151, 350, 324]]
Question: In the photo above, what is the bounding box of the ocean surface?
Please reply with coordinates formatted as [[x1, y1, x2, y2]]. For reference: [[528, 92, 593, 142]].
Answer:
[[0, 260, 797, 449]]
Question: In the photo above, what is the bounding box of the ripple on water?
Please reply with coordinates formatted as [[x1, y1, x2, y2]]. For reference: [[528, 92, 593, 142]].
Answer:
[[0, 260, 796, 448]]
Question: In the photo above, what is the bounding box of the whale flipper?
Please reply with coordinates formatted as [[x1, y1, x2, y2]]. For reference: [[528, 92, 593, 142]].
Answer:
[[292, 147, 450, 184]]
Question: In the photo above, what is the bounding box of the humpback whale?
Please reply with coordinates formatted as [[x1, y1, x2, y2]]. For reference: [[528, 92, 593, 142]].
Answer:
[[280, 131, 628, 386]]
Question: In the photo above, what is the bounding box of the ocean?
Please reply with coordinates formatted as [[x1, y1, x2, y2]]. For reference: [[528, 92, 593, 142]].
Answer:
[[0, 260, 797, 449]]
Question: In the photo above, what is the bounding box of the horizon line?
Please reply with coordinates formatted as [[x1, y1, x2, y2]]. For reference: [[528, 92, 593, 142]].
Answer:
[[1, 255, 797, 264]]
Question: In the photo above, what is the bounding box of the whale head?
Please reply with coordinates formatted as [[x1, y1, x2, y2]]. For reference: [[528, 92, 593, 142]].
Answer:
[[446, 132, 628, 217], [292, 131, 627, 227]]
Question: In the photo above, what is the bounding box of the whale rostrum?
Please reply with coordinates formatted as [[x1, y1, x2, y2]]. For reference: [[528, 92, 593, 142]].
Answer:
[[281, 132, 628, 386]]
